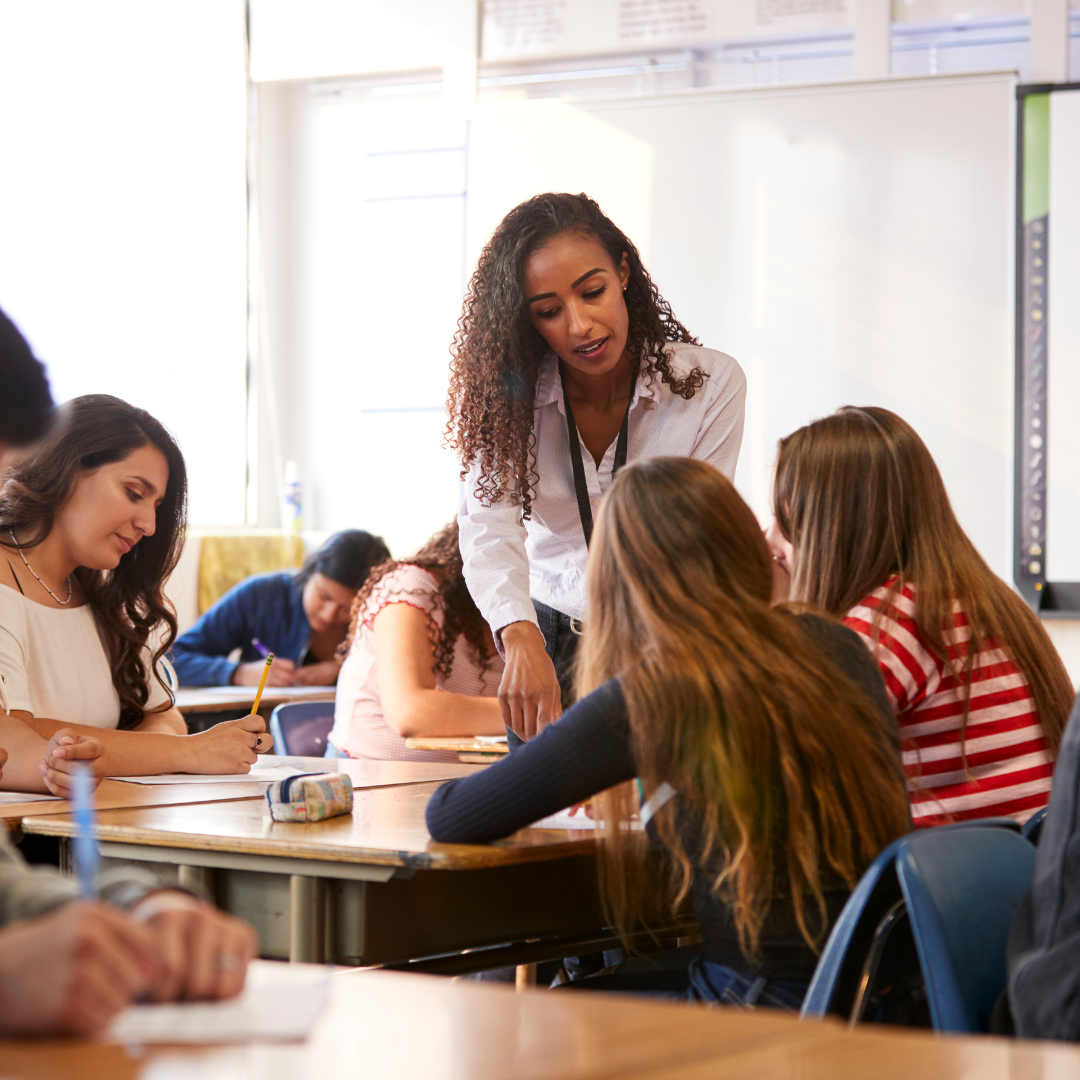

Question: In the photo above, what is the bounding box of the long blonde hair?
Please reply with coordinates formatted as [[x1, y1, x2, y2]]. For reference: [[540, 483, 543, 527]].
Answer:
[[774, 407, 1072, 758], [578, 458, 910, 960]]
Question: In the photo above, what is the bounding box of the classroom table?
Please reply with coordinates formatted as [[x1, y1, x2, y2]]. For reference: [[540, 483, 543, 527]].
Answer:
[[19, 758, 645, 971], [405, 734, 510, 762], [0, 779, 266, 823], [174, 685, 336, 715], [2, 965, 1078, 1080]]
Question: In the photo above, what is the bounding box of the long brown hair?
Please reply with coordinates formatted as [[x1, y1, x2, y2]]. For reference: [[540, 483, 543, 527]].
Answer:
[[774, 406, 1072, 757], [578, 457, 910, 959], [0, 395, 187, 729], [343, 521, 494, 679], [445, 192, 702, 520]]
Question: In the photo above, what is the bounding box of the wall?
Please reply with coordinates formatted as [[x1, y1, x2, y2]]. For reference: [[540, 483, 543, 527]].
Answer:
[[0, 1, 250, 527]]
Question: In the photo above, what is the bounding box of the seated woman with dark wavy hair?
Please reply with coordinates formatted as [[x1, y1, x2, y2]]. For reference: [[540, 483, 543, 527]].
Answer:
[[427, 458, 911, 1004], [0, 394, 272, 791]]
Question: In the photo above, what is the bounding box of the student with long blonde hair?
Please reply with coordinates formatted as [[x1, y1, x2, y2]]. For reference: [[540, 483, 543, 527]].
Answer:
[[427, 458, 909, 1003], [769, 406, 1073, 828]]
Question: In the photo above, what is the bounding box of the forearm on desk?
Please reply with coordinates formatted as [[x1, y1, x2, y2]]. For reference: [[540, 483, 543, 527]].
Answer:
[[133, 707, 187, 736], [14, 712, 193, 776], [425, 680, 636, 843], [373, 604, 506, 738], [384, 691, 505, 739], [0, 715, 52, 794]]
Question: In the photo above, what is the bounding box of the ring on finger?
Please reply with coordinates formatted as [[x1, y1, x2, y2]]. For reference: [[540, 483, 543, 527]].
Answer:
[[215, 954, 242, 972], [255, 735, 262, 749]]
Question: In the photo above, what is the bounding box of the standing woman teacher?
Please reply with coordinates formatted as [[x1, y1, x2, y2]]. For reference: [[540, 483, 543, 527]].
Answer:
[[447, 192, 746, 743]]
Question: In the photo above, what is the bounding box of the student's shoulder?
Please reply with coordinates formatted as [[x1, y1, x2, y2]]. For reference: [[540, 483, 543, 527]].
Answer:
[[223, 570, 297, 603], [661, 342, 744, 394], [789, 609, 882, 681], [365, 564, 441, 615], [791, 610, 865, 653], [0, 580, 28, 636]]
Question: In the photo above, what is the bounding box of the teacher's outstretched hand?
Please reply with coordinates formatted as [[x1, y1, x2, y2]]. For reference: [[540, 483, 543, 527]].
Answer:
[[499, 622, 563, 741]]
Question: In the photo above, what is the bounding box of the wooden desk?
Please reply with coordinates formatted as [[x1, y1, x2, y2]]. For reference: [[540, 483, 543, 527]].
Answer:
[[405, 734, 510, 762], [2, 966, 1079, 1080], [174, 686, 335, 715], [0, 779, 265, 822], [21, 763, 611, 971]]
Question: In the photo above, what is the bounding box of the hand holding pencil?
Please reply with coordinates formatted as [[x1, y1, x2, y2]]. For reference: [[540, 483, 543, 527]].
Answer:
[[246, 652, 275, 755], [184, 654, 275, 771]]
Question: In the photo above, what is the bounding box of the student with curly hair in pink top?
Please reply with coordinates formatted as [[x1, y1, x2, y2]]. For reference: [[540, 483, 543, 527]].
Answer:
[[328, 522, 505, 763]]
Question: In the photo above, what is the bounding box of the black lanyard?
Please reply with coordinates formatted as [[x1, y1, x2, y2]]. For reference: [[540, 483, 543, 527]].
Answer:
[[562, 368, 638, 548]]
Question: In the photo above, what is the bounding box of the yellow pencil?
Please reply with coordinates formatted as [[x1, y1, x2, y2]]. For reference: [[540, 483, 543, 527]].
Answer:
[[251, 652, 275, 713]]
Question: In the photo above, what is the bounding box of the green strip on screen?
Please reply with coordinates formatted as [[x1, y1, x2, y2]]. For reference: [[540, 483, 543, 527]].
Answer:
[[1024, 94, 1050, 224]]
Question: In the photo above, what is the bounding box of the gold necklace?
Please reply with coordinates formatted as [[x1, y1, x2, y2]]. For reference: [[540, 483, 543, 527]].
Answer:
[[8, 529, 73, 605]]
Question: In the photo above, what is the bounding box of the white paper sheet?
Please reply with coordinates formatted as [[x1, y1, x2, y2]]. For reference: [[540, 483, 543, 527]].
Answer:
[[109, 764, 305, 786], [474, 735, 508, 744], [196, 685, 336, 697], [530, 806, 643, 831], [0, 791, 62, 804], [107, 960, 329, 1044]]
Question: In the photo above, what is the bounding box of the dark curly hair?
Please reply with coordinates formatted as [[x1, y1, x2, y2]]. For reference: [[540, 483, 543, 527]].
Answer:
[[343, 521, 494, 680], [446, 192, 703, 519], [0, 395, 187, 729]]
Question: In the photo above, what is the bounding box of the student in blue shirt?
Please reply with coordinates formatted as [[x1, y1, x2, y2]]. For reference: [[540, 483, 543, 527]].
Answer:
[[170, 530, 389, 687]]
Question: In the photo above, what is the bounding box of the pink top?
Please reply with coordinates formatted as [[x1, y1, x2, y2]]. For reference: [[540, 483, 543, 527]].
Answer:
[[329, 564, 504, 762]]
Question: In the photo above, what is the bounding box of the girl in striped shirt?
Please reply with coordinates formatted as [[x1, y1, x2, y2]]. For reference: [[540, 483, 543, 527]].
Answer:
[[768, 406, 1073, 827]]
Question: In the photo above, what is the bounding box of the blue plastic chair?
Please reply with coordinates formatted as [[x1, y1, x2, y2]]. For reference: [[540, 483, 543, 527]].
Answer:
[[268, 701, 335, 757], [898, 825, 1035, 1032], [801, 818, 1025, 1026], [1021, 806, 1048, 846]]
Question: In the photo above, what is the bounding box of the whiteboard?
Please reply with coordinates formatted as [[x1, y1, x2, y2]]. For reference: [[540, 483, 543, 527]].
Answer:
[[1046, 88, 1080, 582], [465, 73, 1018, 580]]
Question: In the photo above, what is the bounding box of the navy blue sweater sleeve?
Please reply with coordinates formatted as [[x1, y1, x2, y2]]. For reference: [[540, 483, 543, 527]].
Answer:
[[425, 614, 903, 846], [169, 574, 304, 687], [426, 680, 636, 843]]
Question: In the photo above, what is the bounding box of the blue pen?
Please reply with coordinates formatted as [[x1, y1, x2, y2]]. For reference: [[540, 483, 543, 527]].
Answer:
[[251, 637, 272, 659], [71, 763, 99, 900]]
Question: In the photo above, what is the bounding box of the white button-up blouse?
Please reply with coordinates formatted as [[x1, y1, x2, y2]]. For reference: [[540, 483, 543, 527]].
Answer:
[[458, 342, 747, 631]]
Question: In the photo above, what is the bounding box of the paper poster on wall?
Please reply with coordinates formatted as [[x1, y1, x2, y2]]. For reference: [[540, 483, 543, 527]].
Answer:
[[756, 0, 848, 30], [616, 0, 711, 43], [482, 0, 570, 60]]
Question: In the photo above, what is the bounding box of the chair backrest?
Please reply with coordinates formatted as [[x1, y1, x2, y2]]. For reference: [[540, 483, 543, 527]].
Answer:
[[801, 817, 1025, 1022], [1022, 806, 1048, 846], [896, 826, 1036, 1033], [800, 838, 905, 1020], [269, 701, 336, 758]]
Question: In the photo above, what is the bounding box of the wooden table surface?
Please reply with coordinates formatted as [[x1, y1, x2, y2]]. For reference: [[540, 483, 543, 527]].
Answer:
[[2, 966, 1078, 1080], [174, 686, 335, 714], [5, 758, 481, 825], [21, 775, 594, 872], [0, 779, 265, 822]]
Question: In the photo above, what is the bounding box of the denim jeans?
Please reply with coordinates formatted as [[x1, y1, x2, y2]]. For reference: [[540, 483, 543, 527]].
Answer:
[[505, 598, 581, 752], [324, 742, 350, 758], [686, 959, 808, 1010]]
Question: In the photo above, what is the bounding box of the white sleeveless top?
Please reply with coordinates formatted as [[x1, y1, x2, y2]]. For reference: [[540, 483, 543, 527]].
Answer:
[[0, 586, 169, 727]]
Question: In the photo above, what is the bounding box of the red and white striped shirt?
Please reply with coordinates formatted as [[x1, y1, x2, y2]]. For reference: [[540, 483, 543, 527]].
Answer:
[[844, 581, 1053, 828]]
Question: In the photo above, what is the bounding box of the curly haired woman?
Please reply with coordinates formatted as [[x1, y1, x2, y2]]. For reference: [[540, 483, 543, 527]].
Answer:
[[326, 522, 505, 762], [447, 193, 746, 746]]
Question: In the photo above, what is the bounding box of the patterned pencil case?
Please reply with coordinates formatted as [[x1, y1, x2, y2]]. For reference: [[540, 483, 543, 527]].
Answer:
[[266, 772, 354, 823]]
